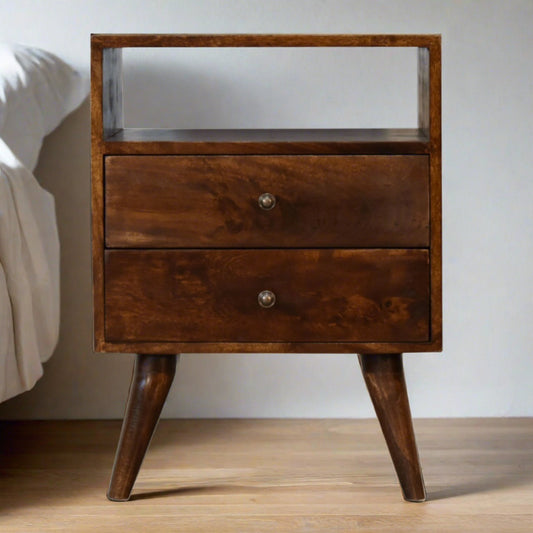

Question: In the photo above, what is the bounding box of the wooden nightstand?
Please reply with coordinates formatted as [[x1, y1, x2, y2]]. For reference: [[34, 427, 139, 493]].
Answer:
[[90, 34, 442, 502]]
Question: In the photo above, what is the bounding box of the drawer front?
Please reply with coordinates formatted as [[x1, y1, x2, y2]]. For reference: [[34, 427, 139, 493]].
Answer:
[[104, 249, 430, 343], [105, 155, 429, 248]]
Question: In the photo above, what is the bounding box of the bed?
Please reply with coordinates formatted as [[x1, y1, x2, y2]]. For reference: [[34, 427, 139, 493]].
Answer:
[[0, 43, 87, 402]]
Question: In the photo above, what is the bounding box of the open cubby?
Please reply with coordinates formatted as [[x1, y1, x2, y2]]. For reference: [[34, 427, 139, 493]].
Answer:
[[92, 34, 439, 155]]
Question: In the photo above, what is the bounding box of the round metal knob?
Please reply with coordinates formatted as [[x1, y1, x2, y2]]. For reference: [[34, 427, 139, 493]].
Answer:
[[258, 290, 276, 308], [258, 192, 276, 210]]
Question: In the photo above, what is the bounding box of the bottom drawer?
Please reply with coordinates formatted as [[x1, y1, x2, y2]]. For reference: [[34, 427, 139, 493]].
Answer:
[[104, 249, 429, 343]]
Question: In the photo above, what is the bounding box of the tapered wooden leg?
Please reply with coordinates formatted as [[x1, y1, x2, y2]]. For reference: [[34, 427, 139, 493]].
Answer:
[[107, 353, 178, 502], [359, 353, 426, 502]]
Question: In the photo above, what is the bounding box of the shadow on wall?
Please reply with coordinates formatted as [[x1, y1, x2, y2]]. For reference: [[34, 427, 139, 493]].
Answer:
[[123, 61, 271, 128], [120, 48, 416, 129]]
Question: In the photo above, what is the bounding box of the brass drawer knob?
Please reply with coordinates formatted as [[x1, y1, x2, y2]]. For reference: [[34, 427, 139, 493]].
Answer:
[[258, 192, 276, 210], [258, 290, 276, 308]]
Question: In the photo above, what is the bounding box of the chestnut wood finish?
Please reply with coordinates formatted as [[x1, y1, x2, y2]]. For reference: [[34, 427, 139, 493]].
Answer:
[[359, 353, 426, 502], [88, 341, 441, 355], [105, 155, 429, 248], [91, 36, 442, 355], [103, 128, 430, 155], [91, 34, 442, 502], [91, 33, 440, 48], [90, 39, 105, 346], [104, 249, 430, 343], [107, 354, 178, 502]]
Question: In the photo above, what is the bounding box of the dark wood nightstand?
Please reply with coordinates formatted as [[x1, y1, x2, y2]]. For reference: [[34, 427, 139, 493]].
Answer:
[[91, 34, 442, 502]]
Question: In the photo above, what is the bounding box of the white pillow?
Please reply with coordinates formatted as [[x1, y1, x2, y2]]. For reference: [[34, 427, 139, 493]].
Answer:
[[0, 43, 88, 171]]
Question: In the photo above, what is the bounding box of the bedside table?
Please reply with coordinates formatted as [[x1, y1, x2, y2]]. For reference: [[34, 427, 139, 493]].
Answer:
[[90, 34, 442, 502]]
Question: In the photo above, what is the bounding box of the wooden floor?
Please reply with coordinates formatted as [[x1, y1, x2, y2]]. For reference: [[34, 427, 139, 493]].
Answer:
[[0, 419, 532, 532]]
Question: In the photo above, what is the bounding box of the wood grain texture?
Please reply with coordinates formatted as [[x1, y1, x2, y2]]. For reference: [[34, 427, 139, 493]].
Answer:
[[108, 354, 178, 502], [105, 155, 429, 248], [90, 39, 105, 350], [91, 34, 442, 505], [91, 33, 441, 48], [103, 128, 430, 155], [428, 38, 442, 348], [104, 249, 430, 344], [1, 418, 532, 532], [91, 35, 442, 353], [359, 354, 426, 502], [93, 340, 442, 355]]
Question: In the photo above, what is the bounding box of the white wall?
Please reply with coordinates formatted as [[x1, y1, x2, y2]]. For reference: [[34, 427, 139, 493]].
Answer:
[[0, 0, 532, 419]]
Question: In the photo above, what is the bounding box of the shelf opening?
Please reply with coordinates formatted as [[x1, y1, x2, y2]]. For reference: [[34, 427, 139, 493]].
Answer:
[[103, 47, 421, 133]]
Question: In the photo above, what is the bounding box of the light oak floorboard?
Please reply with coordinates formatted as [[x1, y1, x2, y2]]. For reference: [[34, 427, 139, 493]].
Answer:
[[0, 418, 532, 532]]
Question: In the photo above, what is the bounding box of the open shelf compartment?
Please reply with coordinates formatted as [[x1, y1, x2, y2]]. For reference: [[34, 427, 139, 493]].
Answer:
[[91, 34, 440, 155]]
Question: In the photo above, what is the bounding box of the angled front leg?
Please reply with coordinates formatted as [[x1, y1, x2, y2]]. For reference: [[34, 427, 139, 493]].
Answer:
[[359, 353, 426, 502], [107, 353, 178, 502]]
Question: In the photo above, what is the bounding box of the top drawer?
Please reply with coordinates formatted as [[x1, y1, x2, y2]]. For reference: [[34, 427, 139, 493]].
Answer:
[[105, 155, 429, 248]]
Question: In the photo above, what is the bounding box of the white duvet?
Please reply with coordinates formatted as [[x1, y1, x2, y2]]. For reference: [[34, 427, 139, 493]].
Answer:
[[0, 137, 59, 402], [0, 43, 87, 402]]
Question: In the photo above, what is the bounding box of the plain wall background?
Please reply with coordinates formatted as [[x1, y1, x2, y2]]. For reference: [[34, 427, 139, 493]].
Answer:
[[0, 0, 532, 419]]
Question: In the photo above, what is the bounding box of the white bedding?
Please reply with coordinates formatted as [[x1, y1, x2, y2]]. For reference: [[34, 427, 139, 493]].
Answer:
[[0, 43, 87, 402], [0, 138, 59, 402]]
